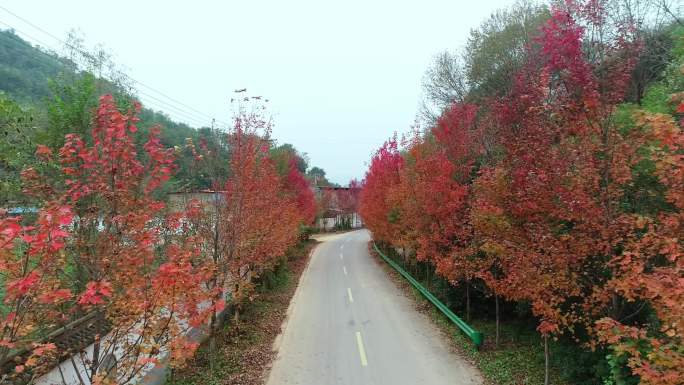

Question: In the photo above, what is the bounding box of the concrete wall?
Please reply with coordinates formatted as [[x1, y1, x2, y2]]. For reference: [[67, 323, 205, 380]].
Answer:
[[316, 213, 363, 231]]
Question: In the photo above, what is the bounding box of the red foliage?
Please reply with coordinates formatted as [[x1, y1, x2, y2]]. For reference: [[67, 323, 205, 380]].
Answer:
[[359, 1, 684, 382], [470, 6, 643, 338], [433, 103, 481, 179], [223, 127, 300, 276], [2, 94, 310, 382], [5, 94, 211, 383], [285, 158, 316, 225], [1, 204, 74, 374], [359, 137, 404, 243], [594, 109, 684, 384]]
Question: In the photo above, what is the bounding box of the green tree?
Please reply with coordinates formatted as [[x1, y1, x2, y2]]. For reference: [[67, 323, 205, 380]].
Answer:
[[270, 142, 308, 177], [0, 95, 37, 205], [306, 166, 330, 186], [420, 1, 549, 121], [464, 0, 549, 99]]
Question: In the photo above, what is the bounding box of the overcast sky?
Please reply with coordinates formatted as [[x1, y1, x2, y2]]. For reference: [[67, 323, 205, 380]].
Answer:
[[2, 0, 513, 184]]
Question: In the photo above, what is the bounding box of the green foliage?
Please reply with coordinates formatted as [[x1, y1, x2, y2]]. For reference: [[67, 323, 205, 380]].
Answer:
[[465, 1, 550, 100], [258, 257, 290, 292], [0, 27, 331, 200], [0, 96, 37, 204], [625, 23, 680, 104], [0, 28, 232, 195], [605, 352, 641, 385], [621, 157, 672, 215], [0, 29, 68, 104], [270, 142, 308, 177], [298, 224, 315, 241], [334, 215, 353, 230], [641, 83, 672, 114], [42, 72, 98, 149], [615, 27, 684, 217], [640, 26, 684, 114], [387, 207, 400, 224], [306, 166, 330, 186], [175, 126, 232, 192]]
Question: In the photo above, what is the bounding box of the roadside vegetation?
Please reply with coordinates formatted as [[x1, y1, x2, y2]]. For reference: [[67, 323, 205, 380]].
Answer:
[[167, 239, 317, 385], [361, 1, 684, 384]]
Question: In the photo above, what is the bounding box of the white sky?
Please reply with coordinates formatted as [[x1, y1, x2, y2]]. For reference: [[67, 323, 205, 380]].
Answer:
[[1, 0, 513, 184]]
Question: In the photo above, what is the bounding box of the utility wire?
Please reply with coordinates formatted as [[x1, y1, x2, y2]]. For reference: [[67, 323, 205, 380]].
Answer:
[[0, 22, 216, 128], [0, 24, 215, 128], [0, 4, 228, 125], [0, 5, 230, 127]]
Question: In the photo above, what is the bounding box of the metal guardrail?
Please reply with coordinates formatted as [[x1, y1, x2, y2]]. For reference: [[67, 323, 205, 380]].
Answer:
[[373, 242, 484, 348]]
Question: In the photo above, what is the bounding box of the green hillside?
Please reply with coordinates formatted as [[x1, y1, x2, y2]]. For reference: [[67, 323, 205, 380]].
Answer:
[[0, 29, 219, 203]]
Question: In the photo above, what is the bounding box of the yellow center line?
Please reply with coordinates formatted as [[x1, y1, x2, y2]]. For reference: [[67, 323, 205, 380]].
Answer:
[[347, 288, 354, 303], [356, 331, 368, 367]]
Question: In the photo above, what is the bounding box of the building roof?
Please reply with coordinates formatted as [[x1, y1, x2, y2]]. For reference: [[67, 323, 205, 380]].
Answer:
[[168, 189, 227, 195], [316, 186, 352, 191]]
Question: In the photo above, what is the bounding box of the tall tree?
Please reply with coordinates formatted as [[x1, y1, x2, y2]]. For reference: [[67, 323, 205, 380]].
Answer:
[[37, 95, 208, 384]]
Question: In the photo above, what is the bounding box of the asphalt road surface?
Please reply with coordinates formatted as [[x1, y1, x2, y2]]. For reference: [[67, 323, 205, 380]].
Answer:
[[266, 229, 482, 385]]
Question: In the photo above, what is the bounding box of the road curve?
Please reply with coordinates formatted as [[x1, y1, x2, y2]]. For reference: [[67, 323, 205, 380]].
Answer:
[[266, 229, 482, 385]]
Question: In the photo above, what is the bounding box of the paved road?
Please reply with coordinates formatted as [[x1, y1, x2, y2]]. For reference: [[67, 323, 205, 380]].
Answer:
[[266, 229, 482, 385]]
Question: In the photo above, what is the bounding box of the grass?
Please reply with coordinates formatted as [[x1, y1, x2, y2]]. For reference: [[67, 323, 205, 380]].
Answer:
[[372, 245, 573, 385], [428, 310, 568, 385]]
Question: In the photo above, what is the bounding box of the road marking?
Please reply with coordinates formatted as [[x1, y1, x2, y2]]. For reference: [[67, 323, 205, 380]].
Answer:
[[347, 288, 354, 303], [355, 331, 368, 367], [340, 244, 344, 251], [340, 252, 343, 260], [343, 266, 348, 275]]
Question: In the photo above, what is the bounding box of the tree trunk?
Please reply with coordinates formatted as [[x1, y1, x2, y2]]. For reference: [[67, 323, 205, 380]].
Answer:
[[544, 335, 550, 385], [495, 293, 500, 348], [612, 293, 621, 320], [466, 282, 471, 322], [209, 309, 217, 372], [425, 264, 430, 288], [91, 336, 100, 379]]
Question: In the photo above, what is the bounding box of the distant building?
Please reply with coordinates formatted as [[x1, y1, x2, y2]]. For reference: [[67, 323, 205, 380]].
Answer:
[[314, 185, 363, 231], [167, 190, 225, 213], [168, 187, 363, 232], [3, 206, 38, 216]]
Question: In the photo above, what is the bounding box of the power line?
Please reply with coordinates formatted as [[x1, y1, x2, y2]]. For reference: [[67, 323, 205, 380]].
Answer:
[[0, 22, 219, 129], [0, 5, 230, 127], [0, 19, 61, 58], [0, 29, 217, 130], [0, 4, 217, 118], [136, 89, 216, 127], [0, 24, 215, 128]]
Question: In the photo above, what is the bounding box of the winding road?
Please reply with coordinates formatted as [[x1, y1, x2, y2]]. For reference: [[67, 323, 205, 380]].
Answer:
[[266, 229, 482, 385]]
